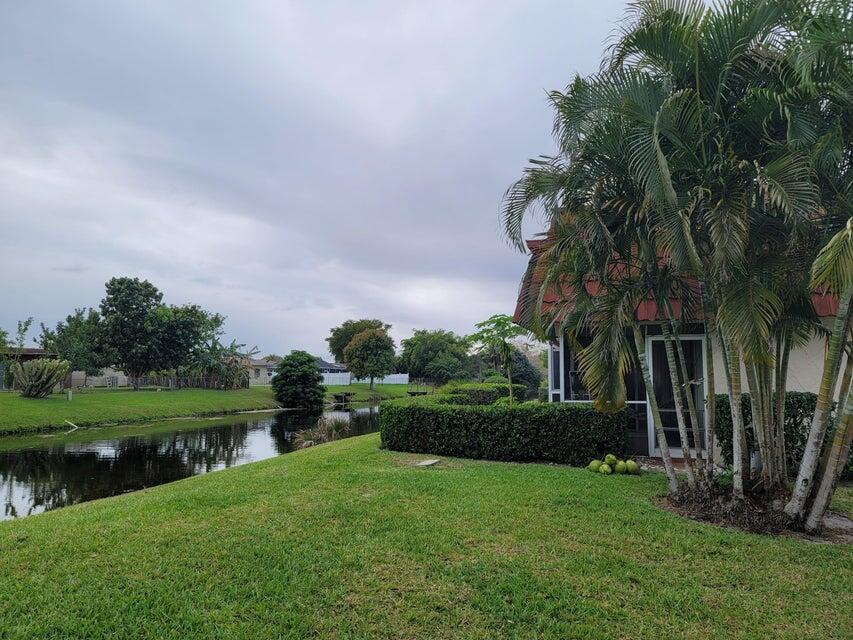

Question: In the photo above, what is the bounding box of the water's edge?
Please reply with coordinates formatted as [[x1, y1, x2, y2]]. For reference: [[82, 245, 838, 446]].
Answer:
[[0, 406, 379, 520]]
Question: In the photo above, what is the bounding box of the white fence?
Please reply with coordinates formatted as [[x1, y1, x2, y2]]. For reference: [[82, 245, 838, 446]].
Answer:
[[322, 372, 352, 385], [322, 372, 410, 385], [354, 373, 409, 385]]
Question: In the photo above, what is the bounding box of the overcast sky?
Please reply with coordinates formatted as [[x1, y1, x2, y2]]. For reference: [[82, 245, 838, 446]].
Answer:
[[0, 0, 625, 358]]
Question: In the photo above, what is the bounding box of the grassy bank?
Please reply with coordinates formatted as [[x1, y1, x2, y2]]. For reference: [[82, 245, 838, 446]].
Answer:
[[324, 382, 417, 403], [0, 434, 849, 639], [0, 387, 279, 435]]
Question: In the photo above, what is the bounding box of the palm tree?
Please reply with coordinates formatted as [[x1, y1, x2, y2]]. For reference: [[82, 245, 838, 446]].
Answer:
[[504, 0, 851, 513]]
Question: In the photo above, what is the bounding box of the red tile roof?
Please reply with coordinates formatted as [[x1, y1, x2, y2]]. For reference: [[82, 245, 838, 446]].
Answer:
[[513, 238, 840, 331]]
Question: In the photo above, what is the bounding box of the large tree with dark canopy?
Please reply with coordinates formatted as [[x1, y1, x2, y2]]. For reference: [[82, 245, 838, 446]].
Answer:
[[343, 328, 396, 390], [99, 277, 218, 388], [398, 329, 471, 383], [326, 319, 390, 363]]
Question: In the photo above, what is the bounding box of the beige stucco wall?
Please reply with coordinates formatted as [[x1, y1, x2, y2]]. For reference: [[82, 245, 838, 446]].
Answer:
[[709, 327, 830, 396]]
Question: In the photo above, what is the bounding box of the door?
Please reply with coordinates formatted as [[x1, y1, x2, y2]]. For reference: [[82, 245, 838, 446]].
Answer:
[[647, 335, 707, 456]]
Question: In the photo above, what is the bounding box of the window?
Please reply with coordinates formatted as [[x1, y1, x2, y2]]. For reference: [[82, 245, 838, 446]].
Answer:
[[650, 337, 706, 449], [562, 334, 592, 401], [254, 368, 260, 378]]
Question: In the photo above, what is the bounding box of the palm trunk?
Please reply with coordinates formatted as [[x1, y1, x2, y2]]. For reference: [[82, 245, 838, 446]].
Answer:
[[720, 332, 746, 499], [662, 323, 697, 489], [633, 326, 678, 493], [704, 325, 716, 483], [674, 324, 706, 480], [775, 332, 792, 482], [804, 384, 852, 532], [744, 362, 769, 488], [786, 284, 853, 519], [506, 358, 514, 407]]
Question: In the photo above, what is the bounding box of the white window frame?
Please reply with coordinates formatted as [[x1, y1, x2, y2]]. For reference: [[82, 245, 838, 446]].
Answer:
[[645, 332, 709, 457]]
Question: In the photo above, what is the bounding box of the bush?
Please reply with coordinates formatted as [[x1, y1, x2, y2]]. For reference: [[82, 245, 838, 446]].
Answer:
[[713, 392, 851, 478], [14, 358, 70, 398], [272, 351, 325, 414], [380, 395, 626, 466], [483, 374, 508, 384], [439, 382, 526, 405]]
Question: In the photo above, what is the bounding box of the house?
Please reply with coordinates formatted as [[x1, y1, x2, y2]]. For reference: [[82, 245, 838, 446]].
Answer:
[[513, 238, 839, 458], [314, 358, 348, 374], [248, 358, 279, 386], [69, 367, 128, 388]]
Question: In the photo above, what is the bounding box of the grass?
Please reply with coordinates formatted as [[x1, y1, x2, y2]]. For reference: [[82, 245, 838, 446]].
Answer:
[[323, 383, 419, 403], [0, 434, 849, 639], [0, 387, 279, 435]]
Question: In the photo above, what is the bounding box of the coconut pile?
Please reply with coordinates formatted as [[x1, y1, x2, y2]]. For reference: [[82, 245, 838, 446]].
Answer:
[[587, 453, 641, 475]]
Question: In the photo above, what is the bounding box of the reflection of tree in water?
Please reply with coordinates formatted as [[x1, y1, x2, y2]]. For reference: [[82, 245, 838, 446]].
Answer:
[[0, 423, 253, 518], [0, 406, 382, 520]]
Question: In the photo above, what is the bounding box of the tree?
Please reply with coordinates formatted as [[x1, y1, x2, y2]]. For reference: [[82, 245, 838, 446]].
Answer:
[[327, 319, 390, 363], [99, 277, 164, 387], [469, 315, 527, 406], [501, 0, 851, 523], [398, 329, 471, 383], [481, 343, 542, 398], [99, 277, 218, 388], [152, 304, 217, 371], [343, 328, 395, 390], [423, 351, 467, 386], [272, 350, 325, 414], [39, 308, 105, 384]]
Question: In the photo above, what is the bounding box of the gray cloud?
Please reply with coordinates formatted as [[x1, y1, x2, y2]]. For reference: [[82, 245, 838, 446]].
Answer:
[[0, 0, 626, 357]]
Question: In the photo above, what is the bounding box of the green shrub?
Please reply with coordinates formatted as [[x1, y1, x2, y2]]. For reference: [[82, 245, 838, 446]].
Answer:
[[483, 374, 508, 384], [439, 382, 526, 405], [713, 392, 851, 478], [272, 350, 325, 414], [380, 396, 626, 466], [14, 358, 70, 398]]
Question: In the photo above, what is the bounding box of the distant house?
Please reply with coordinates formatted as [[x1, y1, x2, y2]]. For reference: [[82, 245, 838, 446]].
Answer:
[[248, 358, 279, 386], [314, 358, 348, 374]]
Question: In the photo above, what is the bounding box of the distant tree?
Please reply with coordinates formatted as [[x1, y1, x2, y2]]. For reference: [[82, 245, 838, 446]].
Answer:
[[327, 319, 390, 363], [12, 317, 33, 358], [99, 278, 163, 387], [263, 354, 283, 363], [481, 344, 542, 398], [39, 308, 106, 384], [343, 328, 395, 390], [99, 277, 217, 388], [508, 348, 541, 399], [152, 304, 216, 371], [469, 315, 527, 406], [422, 351, 467, 386], [0, 327, 9, 348], [272, 350, 325, 414], [398, 329, 471, 383], [189, 337, 256, 389]]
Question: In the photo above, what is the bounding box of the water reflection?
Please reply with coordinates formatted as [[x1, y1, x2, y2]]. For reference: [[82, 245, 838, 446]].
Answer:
[[0, 406, 378, 520]]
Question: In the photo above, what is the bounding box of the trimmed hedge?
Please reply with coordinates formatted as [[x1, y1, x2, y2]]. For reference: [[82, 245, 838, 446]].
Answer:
[[380, 396, 626, 466], [438, 382, 527, 405], [713, 392, 851, 478]]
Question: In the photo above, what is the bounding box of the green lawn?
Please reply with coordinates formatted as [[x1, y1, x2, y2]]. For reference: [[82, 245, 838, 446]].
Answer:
[[0, 434, 849, 639], [0, 387, 279, 435], [324, 382, 420, 403]]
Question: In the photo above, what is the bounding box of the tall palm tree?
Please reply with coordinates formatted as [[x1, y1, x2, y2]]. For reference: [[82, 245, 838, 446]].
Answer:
[[504, 0, 851, 512]]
